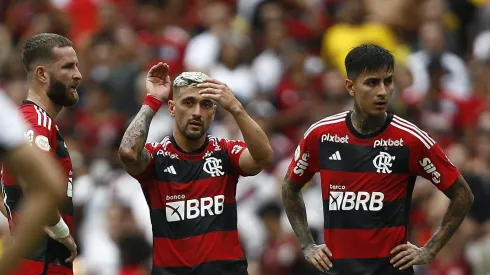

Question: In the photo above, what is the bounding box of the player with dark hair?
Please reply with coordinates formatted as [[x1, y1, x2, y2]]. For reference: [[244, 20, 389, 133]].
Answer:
[[2, 33, 81, 274], [119, 63, 274, 274], [282, 44, 474, 275], [0, 91, 66, 274]]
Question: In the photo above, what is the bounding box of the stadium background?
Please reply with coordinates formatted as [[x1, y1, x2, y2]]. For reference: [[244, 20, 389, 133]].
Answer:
[[1, 0, 490, 274]]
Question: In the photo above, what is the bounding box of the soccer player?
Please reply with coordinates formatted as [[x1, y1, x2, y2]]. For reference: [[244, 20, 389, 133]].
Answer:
[[0, 91, 66, 274], [2, 33, 81, 274], [282, 44, 474, 275], [119, 63, 274, 274]]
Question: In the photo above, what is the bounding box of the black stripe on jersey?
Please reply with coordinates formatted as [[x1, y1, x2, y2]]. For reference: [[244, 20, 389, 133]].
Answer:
[[55, 131, 69, 158], [59, 197, 73, 216], [323, 199, 407, 229], [326, 257, 414, 275], [3, 185, 22, 212], [151, 203, 237, 239], [154, 150, 236, 183], [318, 142, 410, 174], [152, 259, 248, 275]]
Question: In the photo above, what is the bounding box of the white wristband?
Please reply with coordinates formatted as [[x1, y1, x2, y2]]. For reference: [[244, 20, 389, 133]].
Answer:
[[47, 218, 69, 239]]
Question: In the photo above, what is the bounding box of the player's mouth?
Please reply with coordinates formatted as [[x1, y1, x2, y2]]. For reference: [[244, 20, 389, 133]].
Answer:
[[374, 100, 388, 108], [189, 121, 203, 127]]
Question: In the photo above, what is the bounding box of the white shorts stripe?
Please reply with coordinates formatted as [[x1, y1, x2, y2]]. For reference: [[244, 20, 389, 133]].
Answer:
[[391, 121, 431, 149], [393, 116, 434, 145], [304, 111, 349, 137], [304, 118, 345, 138]]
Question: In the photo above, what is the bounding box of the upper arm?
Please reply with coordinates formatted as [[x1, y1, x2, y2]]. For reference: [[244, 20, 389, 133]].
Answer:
[[284, 131, 318, 189], [121, 143, 158, 179], [442, 175, 474, 203], [222, 140, 258, 176], [412, 137, 460, 191]]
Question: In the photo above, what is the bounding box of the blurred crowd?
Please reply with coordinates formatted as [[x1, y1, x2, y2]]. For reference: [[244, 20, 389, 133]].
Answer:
[[1, 0, 490, 274]]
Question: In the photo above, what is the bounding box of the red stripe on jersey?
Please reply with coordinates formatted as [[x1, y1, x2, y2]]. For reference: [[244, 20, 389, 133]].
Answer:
[[153, 230, 244, 267], [147, 176, 238, 209], [324, 226, 407, 259], [8, 259, 73, 275], [320, 170, 411, 202]]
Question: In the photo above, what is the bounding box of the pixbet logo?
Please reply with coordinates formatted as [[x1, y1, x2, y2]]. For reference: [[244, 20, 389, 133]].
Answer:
[[321, 134, 349, 144], [419, 158, 440, 184], [373, 138, 404, 148], [329, 186, 384, 211], [165, 195, 225, 222], [157, 149, 179, 159]]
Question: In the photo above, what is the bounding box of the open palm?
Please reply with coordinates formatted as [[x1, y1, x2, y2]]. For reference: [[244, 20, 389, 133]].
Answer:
[[146, 62, 171, 101]]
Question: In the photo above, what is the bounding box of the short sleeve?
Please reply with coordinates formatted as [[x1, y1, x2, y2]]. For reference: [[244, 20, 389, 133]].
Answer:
[[132, 142, 161, 184], [413, 139, 460, 191], [0, 92, 28, 153], [223, 139, 248, 176], [285, 130, 318, 185]]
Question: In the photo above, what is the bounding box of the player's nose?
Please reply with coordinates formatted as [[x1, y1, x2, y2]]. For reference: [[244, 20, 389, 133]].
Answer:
[[73, 67, 82, 81]]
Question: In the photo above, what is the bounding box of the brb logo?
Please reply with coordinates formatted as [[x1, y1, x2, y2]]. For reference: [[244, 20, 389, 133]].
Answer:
[[329, 185, 384, 211], [419, 158, 440, 184], [373, 138, 404, 148], [165, 195, 225, 222], [373, 151, 396, 173], [321, 134, 349, 144], [203, 157, 225, 177]]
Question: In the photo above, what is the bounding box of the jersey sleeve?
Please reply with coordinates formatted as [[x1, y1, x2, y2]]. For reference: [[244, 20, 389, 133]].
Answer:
[[0, 92, 28, 154], [23, 112, 54, 153], [412, 137, 460, 191], [285, 130, 319, 185], [132, 142, 161, 185], [223, 139, 248, 176]]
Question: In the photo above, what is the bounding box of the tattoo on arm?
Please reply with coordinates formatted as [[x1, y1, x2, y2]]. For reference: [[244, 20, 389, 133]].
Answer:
[[424, 176, 474, 257], [281, 172, 315, 251], [119, 106, 155, 173]]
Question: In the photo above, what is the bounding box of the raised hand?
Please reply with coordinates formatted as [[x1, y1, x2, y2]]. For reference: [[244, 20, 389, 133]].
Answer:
[[197, 78, 242, 113], [390, 242, 433, 270], [303, 243, 333, 273], [146, 62, 171, 102]]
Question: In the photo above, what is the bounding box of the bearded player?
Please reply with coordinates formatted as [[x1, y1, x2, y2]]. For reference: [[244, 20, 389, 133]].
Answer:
[[2, 33, 80, 274], [282, 44, 473, 275], [119, 63, 274, 274]]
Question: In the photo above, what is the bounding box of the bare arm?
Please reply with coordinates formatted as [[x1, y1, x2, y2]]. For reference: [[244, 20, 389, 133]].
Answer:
[[0, 143, 65, 274], [391, 175, 474, 270], [119, 105, 155, 176], [281, 172, 315, 250], [231, 105, 274, 175], [424, 176, 474, 257]]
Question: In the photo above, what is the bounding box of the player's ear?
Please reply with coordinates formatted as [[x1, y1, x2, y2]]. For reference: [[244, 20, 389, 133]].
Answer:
[[345, 79, 355, 97], [168, 100, 175, 117], [35, 66, 48, 84]]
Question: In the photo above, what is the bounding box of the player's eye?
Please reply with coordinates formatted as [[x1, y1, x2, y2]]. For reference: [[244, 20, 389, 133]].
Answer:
[[202, 101, 213, 108], [183, 100, 193, 106], [366, 79, 378, 87], [384, 77, 393, 85]]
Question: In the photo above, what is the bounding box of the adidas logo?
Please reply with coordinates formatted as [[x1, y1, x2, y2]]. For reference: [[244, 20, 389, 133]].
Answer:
[[164, 165, 177, 174], [329, 151, 341, 161]]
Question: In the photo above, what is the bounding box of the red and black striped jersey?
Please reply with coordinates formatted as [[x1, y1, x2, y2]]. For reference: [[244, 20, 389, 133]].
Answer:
[[286, 111, 460, 275], [133, 135, 250, 275], [2, 100, 74, 273]]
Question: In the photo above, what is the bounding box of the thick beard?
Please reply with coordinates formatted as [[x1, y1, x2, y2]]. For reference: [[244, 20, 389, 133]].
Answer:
[[47, 74, 78, 107], [183, 127, 205, 140]]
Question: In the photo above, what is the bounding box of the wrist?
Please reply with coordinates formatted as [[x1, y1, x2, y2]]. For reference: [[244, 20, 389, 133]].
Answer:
[[421, 246, 436, 260], [144, 95, 165, 112], [47, 218, 70, 239], [301, 242, 316, 252], [228, 102, 245, 116]]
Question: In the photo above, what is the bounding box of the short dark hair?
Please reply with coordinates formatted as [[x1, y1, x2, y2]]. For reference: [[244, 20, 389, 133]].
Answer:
[[345, 44, 394, 80], [21, 33, 73, 72]]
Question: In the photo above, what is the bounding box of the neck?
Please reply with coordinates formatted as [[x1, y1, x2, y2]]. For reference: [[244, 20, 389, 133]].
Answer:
[[26, 88, 62, 118], [351, 104, 387, 135], [172, 128, 207, 153]]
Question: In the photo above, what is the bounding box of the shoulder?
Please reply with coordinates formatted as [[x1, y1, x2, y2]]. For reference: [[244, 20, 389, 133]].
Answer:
[[389, 115, 436, 150], [20, 104, 54, 132], [303, 111, 349, 140]]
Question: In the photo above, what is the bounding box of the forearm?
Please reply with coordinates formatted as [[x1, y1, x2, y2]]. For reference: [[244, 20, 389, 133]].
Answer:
[[423, 177, 474, 257], [231, 105, 273, 165], [282, 174, 315, 250], [119, 105, 155, 166]]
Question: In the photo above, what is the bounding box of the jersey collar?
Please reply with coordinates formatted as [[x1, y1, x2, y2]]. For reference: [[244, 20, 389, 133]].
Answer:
[[170, 135, 209, 155]]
